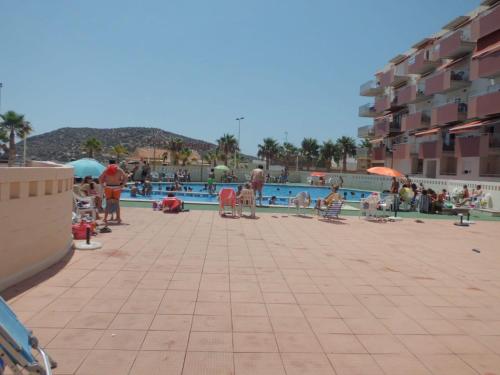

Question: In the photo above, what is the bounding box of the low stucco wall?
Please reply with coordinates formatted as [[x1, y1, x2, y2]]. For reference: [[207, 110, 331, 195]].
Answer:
[[0, 163, 74, 292]]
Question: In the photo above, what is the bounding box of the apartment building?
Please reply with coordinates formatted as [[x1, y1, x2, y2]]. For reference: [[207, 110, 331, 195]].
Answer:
[[358, 0, 500, 180]]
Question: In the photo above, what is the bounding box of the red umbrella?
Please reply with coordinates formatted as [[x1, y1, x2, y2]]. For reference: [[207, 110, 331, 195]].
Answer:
[[366, 167, 403, 178], [310, 172, 326, 177]]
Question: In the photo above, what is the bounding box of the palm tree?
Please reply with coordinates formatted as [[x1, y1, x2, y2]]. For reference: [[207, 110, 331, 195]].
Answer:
[[178, 147, 193, 166], [203, 150, 219, 167], [82, 138, 102, 159], [319, 140, 340, 171], [0, 111, 33, 166], [257, 138, 280, 170], [111, 144, 128, 162], [336, 136, 357, 172], [300, 137, 319, 170], [165, 137, 184, 165], [279, 142, 299, 167], [216, 134, 238, 166]]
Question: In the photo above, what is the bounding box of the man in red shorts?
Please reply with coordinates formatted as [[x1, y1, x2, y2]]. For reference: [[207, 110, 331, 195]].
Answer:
[[99, 159, 127, 224], [250, 164, 265, 206]]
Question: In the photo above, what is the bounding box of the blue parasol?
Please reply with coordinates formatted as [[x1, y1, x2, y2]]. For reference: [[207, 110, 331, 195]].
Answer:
[[66, 158, 106, 178]]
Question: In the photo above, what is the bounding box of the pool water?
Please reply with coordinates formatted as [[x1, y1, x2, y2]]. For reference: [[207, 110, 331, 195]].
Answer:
[[121, 182, 373, 206]]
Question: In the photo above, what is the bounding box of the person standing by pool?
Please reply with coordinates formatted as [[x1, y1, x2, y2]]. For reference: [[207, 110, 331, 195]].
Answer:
[[99, 159, 127, 224], [207, 168, 216, 194], [251, 164, 265, 206]]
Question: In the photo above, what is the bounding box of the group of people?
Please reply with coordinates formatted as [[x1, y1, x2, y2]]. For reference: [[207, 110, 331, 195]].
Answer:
[[74, 159, 128, 224], [388, 175, 485, 214]]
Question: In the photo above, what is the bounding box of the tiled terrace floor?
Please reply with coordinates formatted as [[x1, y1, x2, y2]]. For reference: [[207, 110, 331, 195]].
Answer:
[[4, 208, 500, 375]]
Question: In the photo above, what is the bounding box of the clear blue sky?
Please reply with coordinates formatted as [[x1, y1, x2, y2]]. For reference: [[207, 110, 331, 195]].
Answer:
[[1, 0, 476, 155]]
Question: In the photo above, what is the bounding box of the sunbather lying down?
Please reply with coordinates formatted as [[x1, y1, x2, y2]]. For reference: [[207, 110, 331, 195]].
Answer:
[[315, 185, 342, 210]]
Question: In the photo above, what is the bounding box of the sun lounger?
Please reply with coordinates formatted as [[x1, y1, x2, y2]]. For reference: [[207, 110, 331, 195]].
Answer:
[[219, 188, 236, 217], [290, 192, 311, 215], [320, 201, 343, 220], [0, 297, 56, 375], [238, 188, 256, 218]]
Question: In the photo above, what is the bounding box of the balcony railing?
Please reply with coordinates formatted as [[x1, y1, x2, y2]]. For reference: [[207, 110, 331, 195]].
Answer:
[[372, 146, 386, 161], [360, 80, 383, 96], [431, 102, 468, 126], [470, 50, 500, 80], [438, 29, 475, 60], [357, 125, 374, 138], [471, 4, 500, 40], [378, 66, 408, 88], [419, 141, 441, 159], [359, 103, 378, 117], [489, 133, 500, 148], [468, 90, 500, 118], [401, 111, 431, 132], [455, 135, 489, 158], [375, 95, 391, 113], [425, 69, 470, 96], [407, 49, 440, 75], [356, 147, 370, 158]]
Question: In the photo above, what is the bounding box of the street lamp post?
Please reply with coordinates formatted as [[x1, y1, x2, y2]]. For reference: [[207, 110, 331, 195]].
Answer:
[[235, 117, 244, 168], [0, 83, 3, 113]]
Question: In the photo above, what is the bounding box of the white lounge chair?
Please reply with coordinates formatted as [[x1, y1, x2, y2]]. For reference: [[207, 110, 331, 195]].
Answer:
[[73, 193, 97, 221], [238, 188, 256, 218], [290, 192, 311, 215]]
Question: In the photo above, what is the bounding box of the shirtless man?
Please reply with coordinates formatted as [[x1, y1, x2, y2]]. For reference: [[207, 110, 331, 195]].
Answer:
[[250, 164, 265, 206], [99, 159, 127, 224]]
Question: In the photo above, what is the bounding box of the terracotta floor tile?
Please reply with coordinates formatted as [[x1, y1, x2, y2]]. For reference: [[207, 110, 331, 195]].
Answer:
[[308, 318, 351, 334], [262, 292, 296, 304], [141, 330, 190, 351], [266, 303, 304, 317], [82, 298, 126, 313], [28, 310, 77, 328], [192, 315, 232, 331], [270, 316, 313, 333], [195, 301, 231, 316], [417, 354, 477, 375], [47, 329, 103, 350], [417, 319, 463, 335], [281, 353, 336, 375], [373, 354, 432, 375], [233, 332, 278, 352], [109, 313, 154, 330], [182, 352, 234, 375], [301, 304, 339, 318], [460, 353, 500, 374], [150, 314, 193, 331], [275, 332, 323, 353], [129, 351, 185, 375], [436, 335, 490, 354], [397, 334, 452, 355], [48, 348, 89, 375], [231, 303, 268, 316], [328, 354, 384, 375], [188, 331, 233, 352], [197, 290, 231, 302], [232, 316, 273, 333], [66, 312, 116, 329], [95, 329, 146, 350], [357, 334, 408, 354], [76, 349, 137, 375], [234, 353, 286, 375], [157, 300, 195, 315], [317, 334, 366, 354], [344, 318, 389, 335], [294, 293, 330, 305]]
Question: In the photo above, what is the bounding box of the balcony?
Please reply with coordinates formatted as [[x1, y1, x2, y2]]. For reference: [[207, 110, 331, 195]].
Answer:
[[375, 95, 391, 113], [359, 103, 378, 117], [424, 69, 470, 96], [407, 49, 440, 75], [471, 5, 500, 40], [437, 30, 475, 60], [378, 66, 408, 88], [468, 90, 500, 118], [419, 141, 442, 159], [360, 80, 383, 96], [455, 135, 489, 157], [372, 146, 386, 161], [374, 117, 390, 137], [489, 133, 500, 149], [401, 111, 431, 132], [358, 125, 374, 139], [431, 102, 468, 126], [470, 51, 500, 79], [392, 143, 415, 160], [397, 81, 431, 105]]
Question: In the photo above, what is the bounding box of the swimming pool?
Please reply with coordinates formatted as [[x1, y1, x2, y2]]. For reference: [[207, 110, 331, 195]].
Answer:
[[121, 182, 374, 206]]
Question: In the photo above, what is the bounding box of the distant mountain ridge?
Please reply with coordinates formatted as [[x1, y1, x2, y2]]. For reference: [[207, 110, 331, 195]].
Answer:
[[16, 127, 218, 163]]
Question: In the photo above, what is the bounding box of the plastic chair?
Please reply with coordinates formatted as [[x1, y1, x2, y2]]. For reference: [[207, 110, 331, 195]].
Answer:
[[0, 297, 56, 375], [238, 188, 256, 218], [219, 188, 236, 217], [73, 193, 97, 221], [290, 192, 311, 215]]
